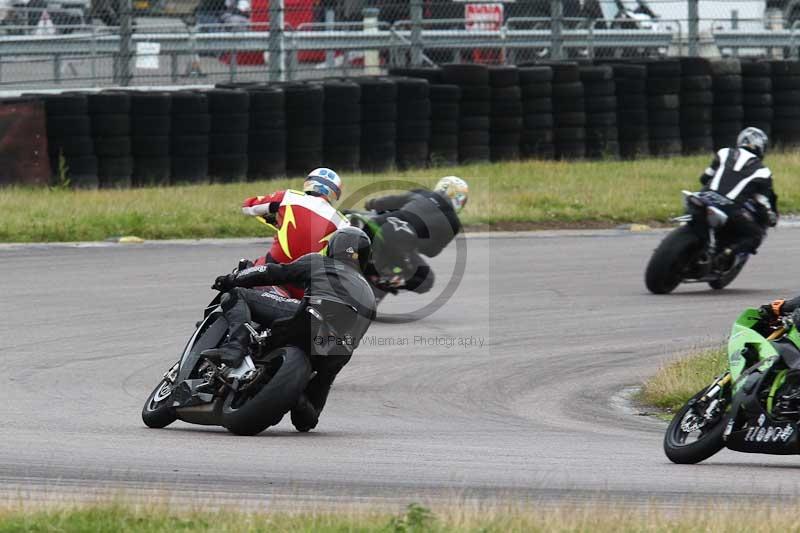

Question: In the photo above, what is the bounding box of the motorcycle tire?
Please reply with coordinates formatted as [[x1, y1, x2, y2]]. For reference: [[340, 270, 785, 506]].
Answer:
[[222, 346, 311, 436], [645, 225, 701, 294], [142, 368, 178, 429], [664, 388, 727, 464], [708, 255, 749, 290]]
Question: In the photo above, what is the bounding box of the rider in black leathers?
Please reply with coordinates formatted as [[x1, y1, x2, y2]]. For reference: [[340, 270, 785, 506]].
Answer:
[[699, 127, 778, 267], [202, 227, 376, 432], [362, 176, 468, 294]]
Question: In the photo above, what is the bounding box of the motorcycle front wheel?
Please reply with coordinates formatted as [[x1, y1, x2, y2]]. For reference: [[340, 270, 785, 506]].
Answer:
[[141, 363, 179, 429], [664, 387, 727, 464], [708, 255, 749, 290]]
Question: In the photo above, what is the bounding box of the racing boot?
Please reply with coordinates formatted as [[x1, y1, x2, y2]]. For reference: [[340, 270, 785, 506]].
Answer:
[[290, 393, 320, 432], [714, 248, 735, 272], [201, 323, 252, 367], [291, 370, 340, 432]]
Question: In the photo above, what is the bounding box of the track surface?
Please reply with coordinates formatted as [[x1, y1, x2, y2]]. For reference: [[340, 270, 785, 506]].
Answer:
[[5, 229, 800, 507]]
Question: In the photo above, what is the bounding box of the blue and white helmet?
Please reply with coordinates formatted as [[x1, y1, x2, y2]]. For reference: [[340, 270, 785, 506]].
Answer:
[[304, 168, 343, 204]]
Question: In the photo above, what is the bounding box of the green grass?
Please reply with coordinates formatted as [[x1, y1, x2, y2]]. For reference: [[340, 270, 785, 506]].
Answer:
[[5, 502, 800, 533], [638, 346, 727, 414], [4, 152, 800, 242]]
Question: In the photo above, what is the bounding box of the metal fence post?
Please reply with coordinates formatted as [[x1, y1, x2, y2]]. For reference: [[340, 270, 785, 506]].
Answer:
[[363, 7, 380, 75], [410, 0, 423, 66], [117, 0, 133, 86], [268, 0, 285, 82], [551, 0, 563, 60], [54, 53, 62, 85], [688, 0, 699, 57], [90, 25, 97, 82], [325, 8, 335, 69]]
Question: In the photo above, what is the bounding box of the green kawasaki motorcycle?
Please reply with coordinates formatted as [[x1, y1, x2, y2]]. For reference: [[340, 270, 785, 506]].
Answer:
[[664, 307, 800, 463]]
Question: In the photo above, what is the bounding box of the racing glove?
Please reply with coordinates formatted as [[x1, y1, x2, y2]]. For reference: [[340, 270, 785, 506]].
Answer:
[[759, 299, 786, 321], [768, 210, 778, 227], [212, 273, 237, 292]]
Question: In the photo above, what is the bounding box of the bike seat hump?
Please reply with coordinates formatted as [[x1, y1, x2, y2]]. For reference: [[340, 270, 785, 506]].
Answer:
[[772, 338, 800, 369]]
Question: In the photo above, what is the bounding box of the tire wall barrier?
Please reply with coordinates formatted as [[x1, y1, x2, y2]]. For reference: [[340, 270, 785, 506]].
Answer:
[[680, 58, 714, 155], [8, 58, 800, 188]]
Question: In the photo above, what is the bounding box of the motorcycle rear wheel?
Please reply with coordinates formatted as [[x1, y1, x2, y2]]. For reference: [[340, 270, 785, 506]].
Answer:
[[664, 388, 727, 464], [645, 225, 702, 294], [221, 346, 311, 436]]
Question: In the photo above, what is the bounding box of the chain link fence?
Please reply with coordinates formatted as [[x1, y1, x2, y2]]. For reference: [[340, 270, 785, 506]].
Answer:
[[0, 1, 800, 88]]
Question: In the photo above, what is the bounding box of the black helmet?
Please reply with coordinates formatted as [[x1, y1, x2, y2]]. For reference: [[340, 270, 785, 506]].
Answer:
[[326, 226, 372, 272], [737, 127, 768, 158]]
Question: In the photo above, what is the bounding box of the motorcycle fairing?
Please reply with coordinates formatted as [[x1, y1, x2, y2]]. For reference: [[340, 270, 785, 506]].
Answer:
[[724, 368, 800, 455], [728, 308, 779, 386]]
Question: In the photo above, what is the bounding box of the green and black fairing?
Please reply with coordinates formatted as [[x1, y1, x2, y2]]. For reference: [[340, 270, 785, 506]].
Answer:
[[723, 309, 800, 454]]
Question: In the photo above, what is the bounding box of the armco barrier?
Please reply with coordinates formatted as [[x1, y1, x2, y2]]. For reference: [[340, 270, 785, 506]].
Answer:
[[7, 58, 800, 189]]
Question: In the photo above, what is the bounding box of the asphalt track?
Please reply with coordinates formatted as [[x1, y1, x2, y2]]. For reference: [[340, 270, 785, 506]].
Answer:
[[6, 229, 800, 508]]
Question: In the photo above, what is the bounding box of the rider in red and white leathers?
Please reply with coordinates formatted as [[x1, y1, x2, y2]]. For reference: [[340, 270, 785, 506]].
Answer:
[[241, 167, 349, 298]]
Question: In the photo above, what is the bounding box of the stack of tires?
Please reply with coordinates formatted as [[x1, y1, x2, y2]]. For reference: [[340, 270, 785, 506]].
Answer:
[[358, 77, 397, 172], [89, 92, 132, 188], [40, 93, 98, 188], [579, 65, 618, 159], [429, 83, 460, 166], [645, 60, 682, 157], [442, 64, 491, 163], [519, 66, 554, 159], [171, 91, 209, 183], [323, 80, 361, 172], [741, 60, 773, 139], [388, 67, 442, 84], [207, 89, 249, 182], [612, 64, 649, 159], [488, 66, 522, 161], [711, 59, 743, 148], [285, 83, 324, 175], [247, 86, 286, 180], [770, 60, 800, 148], [550, 62, 586, 159], [130, 91, 171, 186], [395, 77, 431, 169], [679, 58, 714, 155]]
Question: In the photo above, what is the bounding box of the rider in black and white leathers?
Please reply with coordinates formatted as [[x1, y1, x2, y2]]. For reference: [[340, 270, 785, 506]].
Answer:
[[699, 127, 778, 261]]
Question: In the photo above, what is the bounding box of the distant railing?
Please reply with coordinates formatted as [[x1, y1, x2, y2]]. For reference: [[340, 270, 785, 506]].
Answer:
[[0, 13, 799, 88]]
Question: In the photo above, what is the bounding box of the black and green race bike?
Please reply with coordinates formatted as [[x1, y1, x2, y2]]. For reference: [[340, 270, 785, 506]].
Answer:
[[665, 307, 800, 464]]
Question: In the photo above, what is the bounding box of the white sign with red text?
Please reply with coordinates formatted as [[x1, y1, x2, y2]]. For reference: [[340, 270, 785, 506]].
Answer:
[[465, 3, 504, 32]]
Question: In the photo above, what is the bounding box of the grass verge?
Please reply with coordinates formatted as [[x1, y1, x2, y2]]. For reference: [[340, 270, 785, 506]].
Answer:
[[4, 501, 800, 533], [638, 346, 727, 416], [4, 152, 800, 242]]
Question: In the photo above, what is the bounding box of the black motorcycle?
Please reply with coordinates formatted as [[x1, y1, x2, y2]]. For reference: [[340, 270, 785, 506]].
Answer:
[[142, 276, 351, 435], [645, 190, 752, 294]]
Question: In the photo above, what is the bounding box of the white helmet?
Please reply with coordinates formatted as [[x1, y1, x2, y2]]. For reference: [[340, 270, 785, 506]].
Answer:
[[304, 168, 343, 204], [434, 176, 469, 213], [737, 127, 768, 159]]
